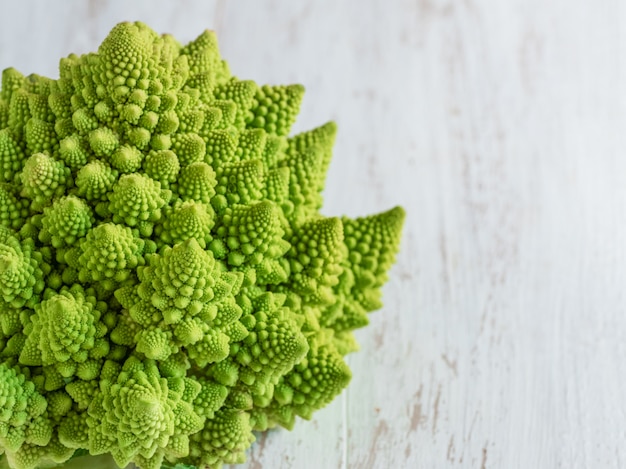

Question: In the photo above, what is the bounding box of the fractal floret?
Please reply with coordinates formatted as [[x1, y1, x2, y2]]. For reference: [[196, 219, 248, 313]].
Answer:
[[0, 22, 405, 469]]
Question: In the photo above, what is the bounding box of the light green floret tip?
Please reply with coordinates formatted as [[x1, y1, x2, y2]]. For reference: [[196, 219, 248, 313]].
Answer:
[[0, 184, 29, 230], [20, 153, 71, 211], [88, 127, 119, 157], [0, 236, 46, 309], [284, 217, 344, 305], [286, 121, 337, 176], [213, 201, 290, 284], [251, 342, 352, 431], [19, 285, 109, 381], [109, 145, 143, 173], [185, 409, 254, 469], [0, 20, 405, 469], [108, 173, 171, 228], [96, 22, 159, 105], [125, 238, 246, 365], [156, 200, 214, 248], [213, 159, 264, 209], [58, 134, 89, 169], [75, 159, 118, 201], [139, 238, 217, 323], [0, 128, 26, 183], [203, 129, 238, 166], [170, 132, 205, 166], [39, 196, 94, 248], [247, 84, 305, 137], [86, 356, 204, 469], [77, 223, 145, 290], [176, 161, 217, 204], [0, 363, 54, 469], [24, 118, 58, 155], [230, 293, 309, 399], [341, 206, 405, 311], [143, 150, 180, 186]]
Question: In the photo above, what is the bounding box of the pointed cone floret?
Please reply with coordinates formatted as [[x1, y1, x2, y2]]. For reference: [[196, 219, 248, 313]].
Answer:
[[342, 206, 405, 288], [287, 121, 337, 176], [248, 84, 305, 137]]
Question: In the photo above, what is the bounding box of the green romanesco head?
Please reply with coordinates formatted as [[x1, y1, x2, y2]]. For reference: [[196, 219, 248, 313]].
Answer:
[[0, 21, 405, 469]]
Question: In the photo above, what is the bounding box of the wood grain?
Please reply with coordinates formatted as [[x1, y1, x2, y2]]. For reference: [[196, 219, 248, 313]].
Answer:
[[2, 0, 625, 467]]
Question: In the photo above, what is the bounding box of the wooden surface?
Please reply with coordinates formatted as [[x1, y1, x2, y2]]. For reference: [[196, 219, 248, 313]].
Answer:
[[1, 1, 624, 467]]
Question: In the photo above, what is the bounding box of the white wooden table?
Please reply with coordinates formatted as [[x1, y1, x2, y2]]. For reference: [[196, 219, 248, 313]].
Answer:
[[2, 1, 625, 467]]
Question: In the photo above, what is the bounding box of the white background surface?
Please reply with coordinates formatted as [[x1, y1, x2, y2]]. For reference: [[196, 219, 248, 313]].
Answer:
[[2, 1, 625, 468]]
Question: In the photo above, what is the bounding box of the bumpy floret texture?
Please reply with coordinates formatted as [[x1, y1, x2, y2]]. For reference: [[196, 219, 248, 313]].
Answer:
[[0, 22, 404, 469]]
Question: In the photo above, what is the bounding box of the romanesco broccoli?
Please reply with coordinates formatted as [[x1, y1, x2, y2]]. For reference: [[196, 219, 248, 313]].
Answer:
[[0, 21, 405, 469]]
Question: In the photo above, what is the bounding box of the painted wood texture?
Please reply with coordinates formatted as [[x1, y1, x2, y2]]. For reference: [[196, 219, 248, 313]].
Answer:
[[1, 1, 623, 467]]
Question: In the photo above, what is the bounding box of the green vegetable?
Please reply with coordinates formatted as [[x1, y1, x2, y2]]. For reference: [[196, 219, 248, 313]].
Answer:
[[0, 21, 405, 469]]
